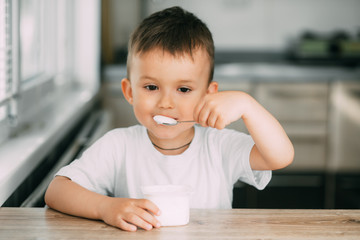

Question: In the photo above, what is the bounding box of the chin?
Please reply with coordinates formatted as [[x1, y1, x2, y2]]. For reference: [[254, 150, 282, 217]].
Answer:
[[147, 125, 180, 139], [152, 128, 178, 139]]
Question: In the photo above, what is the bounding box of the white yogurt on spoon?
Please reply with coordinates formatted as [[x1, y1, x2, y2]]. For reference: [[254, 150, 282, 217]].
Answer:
[[153, 115, 196, 125], [153, 115, 178, 125]]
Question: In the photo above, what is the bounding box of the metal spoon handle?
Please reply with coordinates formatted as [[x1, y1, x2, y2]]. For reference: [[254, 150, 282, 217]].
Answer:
[[159, 120, 196, 126]]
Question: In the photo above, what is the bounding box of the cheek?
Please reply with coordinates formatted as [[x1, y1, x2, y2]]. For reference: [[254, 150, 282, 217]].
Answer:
[[133, 99, 151, 112], [180, 94, 204, 113], [132, 100, 152, 125], [132, 92, 155, 114]]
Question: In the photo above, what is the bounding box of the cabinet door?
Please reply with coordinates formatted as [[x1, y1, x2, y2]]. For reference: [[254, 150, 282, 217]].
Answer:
[[217, 81, 252, 93], [328, 81, 360, 172], [288, 136, 327, 171], [255, 82, 329, 122], [102, 81, 138, 127], [255, 82, 328, 171]]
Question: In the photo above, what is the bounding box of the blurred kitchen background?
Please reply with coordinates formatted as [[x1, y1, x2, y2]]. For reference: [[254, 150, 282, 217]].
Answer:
[[1, 0, 360, 209]]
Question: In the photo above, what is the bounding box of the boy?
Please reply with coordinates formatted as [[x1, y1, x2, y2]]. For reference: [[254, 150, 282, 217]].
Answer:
[[45, 6, 294, 232]]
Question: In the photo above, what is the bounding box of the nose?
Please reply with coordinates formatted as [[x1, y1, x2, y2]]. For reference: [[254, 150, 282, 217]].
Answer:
[[158, 91, 175, 109]]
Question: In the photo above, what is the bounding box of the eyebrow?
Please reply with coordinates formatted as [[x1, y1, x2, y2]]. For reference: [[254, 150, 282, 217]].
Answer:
[[139, 75, 195, 84], [139, 75, 157, 81]]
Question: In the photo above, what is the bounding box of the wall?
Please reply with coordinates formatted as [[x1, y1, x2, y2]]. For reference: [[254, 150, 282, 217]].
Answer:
[[109, 0, 141, 48], [111, 0, 360, 52]]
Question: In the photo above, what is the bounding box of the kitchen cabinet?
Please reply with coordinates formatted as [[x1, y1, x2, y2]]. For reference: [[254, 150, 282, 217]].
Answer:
[[233, 173, 326, 209], [221, 80, 330, 208], [213, 63, 360, 209], [217, 80, 330, 172], [334, 174, 360, 209], [101, 80, 138, 128], [328, 81, 360, 172], [101, 66, 138, 128], [255, 82, 328, 122], [254, 82, 329, 172]]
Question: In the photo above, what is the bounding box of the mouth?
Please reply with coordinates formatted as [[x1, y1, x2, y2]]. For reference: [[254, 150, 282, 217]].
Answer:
[[154, 114, 177, 119], [153, 115, 178, 126]]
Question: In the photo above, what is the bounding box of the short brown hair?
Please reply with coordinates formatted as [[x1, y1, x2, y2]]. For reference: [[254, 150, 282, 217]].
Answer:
[[127, 6, 214, 83]]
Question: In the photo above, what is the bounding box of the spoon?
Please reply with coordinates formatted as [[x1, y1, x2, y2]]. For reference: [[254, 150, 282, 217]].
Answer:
[[153, 115, 195, 126]]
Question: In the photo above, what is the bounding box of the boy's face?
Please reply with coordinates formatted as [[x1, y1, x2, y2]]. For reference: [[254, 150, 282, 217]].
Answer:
[[122, 48, 217, 141]]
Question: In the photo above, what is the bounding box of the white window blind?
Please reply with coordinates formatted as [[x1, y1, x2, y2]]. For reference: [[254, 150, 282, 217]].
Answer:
[[0, 0, 99, 146], [0, 0, 11, 119], [0, 0, 18, 125]]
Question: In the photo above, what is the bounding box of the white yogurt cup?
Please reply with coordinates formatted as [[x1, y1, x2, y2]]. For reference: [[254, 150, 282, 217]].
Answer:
[[141, 185, 192, 227]]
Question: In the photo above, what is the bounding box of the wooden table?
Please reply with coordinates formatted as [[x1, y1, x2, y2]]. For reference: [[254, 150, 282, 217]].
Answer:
[[0, 208, 359, 239]]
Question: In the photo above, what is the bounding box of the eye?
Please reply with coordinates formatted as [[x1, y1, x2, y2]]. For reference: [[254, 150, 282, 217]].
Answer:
[[145, 85, 158, 91], [178, 87, 191, 93]]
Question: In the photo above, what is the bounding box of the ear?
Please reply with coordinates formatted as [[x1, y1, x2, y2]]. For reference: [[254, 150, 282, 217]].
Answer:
[[207, 81, 218, 94], [121, 78, 133, 105]]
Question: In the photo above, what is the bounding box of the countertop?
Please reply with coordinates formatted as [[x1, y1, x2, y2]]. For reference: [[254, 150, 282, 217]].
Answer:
[[214, 62, 360, 82], [104, 63, 360, 83], [1, 207, 359, 239]]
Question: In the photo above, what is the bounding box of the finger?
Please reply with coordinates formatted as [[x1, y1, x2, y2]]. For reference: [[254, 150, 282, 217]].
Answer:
[[116, 218, 138, 232], [124, 213, 153, 231], [198, 103, 211, 127], [207, 110, 218, 128], [214, 117, 226, 130], [195, 96, 211, 127], [136, 199, 161, 216], [193, 98, 206, 123], [215, 120, 226, 130], [135, 208, 161, 228]]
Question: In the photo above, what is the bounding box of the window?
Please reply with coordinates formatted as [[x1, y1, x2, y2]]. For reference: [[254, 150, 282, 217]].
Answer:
[[0, 0, 10, 122], [0, 0, 14, 144], [0, 0, 81, 145], [0, 0, 100, 147], [0, 0, 100, 206], [20, 0, 45, 81]]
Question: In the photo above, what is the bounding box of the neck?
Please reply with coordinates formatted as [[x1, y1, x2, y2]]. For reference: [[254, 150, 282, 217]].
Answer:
[[147, 127, 195, 155], [151, 139, 192, 151]]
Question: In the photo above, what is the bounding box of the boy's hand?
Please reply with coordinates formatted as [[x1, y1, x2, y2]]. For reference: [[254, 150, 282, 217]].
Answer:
[[99, 197, 161, 232], [194, 91, 249, 130]]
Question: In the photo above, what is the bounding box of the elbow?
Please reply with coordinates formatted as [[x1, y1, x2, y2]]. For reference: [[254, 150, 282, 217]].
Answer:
[[272, 145, 294, 170], [270, 158, 293, 171], [44, 178, 60, 208], [265, 143, 294, 170], [278, 155, 294, 170], [286, 143, 295, 167], [44, 183, 53, 208]]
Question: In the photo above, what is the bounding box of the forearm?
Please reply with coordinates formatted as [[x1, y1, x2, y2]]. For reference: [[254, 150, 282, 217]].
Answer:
[[45, 176, 162, 231], [194, 90, 293, 170], [44, 176, 108, 220], [242, 93, 294, 170]]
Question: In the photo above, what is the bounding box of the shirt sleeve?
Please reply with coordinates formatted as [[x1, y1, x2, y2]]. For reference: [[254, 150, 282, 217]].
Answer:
[[55, 130, 122, 196], [220, 129, 271, 190]]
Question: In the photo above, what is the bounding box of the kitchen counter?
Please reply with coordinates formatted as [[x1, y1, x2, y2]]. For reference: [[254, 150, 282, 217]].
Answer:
[[214, 62, 360, 82], [1, 208, 359, 239], [104, 63, 360, 83]]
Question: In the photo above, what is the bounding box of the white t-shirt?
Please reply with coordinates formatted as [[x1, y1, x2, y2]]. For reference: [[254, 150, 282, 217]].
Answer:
[[56, 125, 271, 209]]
